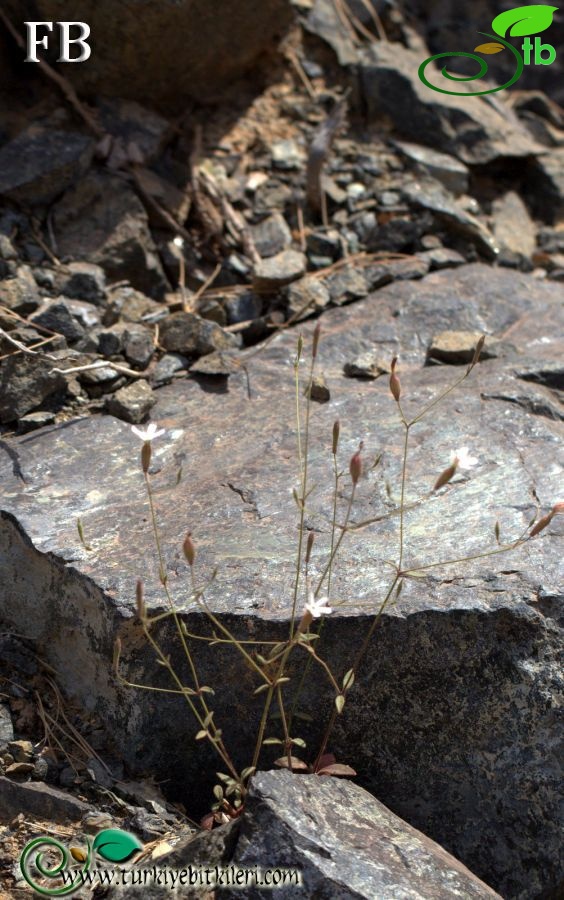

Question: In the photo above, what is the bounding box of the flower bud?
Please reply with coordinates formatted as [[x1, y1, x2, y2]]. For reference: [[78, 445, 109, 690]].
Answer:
[[141, 441, 152, 473], [183, 531, 196, 567], [349, 442, 363, 485], [332, 420, 340, 456], [470, 334, 486, 368], [529, 512, 553, 538], [312, 323, 321, 359], [433, 462, 457, 492], [136, 580, 145, 619], [389, 356, 401, 403], [305, 531, 315, 564]]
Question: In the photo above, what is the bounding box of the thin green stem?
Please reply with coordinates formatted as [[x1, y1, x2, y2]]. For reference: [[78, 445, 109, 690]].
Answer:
[[290, 354, 316, 636], [398, 424, 410, 569]]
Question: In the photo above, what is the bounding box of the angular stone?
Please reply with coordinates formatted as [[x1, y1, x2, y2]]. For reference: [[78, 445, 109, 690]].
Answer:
[[98, 98, 171, 164], [5, 762, 34, 777], [403, 179, 499, 259], [7, 740, 33, 763], [106, 380, 156, 424], [159, 312, 240, 357], [0, 266, 41, 316], [151, 353, 188, 386], [286, 276, 330, 321], [304, 373, 330, 403], [253, 250, 307, 293], [428, 330, 497, 365], [55, 262, 107, 304], [18, 411, 57, 434], [53, 172, 169, 299], [0, 776, 91, 824], [250, 214, 292, 258], [122, 326, 155, 370], [224, 293, 262, 326], [360, 42, 540, 165], [418, 247, 466, 270], [105, 286, 161, 325], [396, 141, 469, 195], [189, 352, 239, 377], [0, 355, 66, 423], [344, 350, 389, 379], [528, 148, 564, 223], [31, 299, 97, 344], [105, 773, 501, 899], [325, 266, 368, 305], [0, 265, 562, 898], [0, 705, 13, 752], [492, 192, 536, 259], [0, 128, 94, 206], [232, 773, 501, 899], [0, 0, 294, 112]]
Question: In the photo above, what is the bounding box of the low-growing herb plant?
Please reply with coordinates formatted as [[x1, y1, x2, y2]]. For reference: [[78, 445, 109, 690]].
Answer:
[[112, 327, 562, 826]]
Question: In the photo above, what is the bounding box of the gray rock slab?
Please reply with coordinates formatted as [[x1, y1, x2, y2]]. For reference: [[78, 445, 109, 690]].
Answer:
[[360, 42, 541, 165], [0, 265, 562, 898], [53, 172, 169, 299], [0, 0, 294, 112], [0, 777, 91, 824], [230, 772, 501, 899], [104, 773, 501, 898], [0, 129, 94, 206]]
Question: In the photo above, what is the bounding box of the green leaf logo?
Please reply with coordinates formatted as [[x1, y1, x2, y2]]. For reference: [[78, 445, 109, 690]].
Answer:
[[491, 4, 558, 38], [92, 829, 142, 863]]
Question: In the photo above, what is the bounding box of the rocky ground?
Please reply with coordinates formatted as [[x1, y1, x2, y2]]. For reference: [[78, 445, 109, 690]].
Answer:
[[0, 1, 562, 898]]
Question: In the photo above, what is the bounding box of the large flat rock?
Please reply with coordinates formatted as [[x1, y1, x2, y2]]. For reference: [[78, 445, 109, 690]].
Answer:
[[0, 265, 562, 898], [1, 0, 294, 111]]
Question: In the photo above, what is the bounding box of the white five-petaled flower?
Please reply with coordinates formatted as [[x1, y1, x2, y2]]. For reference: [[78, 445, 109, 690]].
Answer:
[[450, 447, 478, 470], [131, 423, 165, 442], [305, 590, 332, 619]]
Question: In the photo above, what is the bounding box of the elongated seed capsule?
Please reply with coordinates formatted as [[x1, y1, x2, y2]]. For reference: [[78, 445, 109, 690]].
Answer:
[[332, 420, 340, 456], [470, 335, 486, 368], [349, 444, 363, 485], [183, 532, 196, 566], [141, 441, 151, 473], [433, 462, 457, 492], [305, 531, 315, 564], [389, 356, 401, 402], [136, 580, 145, 619], [312, 322, 321, 359]]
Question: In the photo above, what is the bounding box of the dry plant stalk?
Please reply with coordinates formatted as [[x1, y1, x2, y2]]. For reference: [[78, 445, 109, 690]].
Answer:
[[306, 97, 348, 218]]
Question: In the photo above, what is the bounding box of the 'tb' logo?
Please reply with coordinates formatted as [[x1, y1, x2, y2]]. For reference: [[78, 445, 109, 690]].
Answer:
[[419, 4, 558, 96]]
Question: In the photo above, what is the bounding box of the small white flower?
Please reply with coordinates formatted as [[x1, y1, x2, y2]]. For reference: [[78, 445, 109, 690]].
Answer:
[[305, 590, 332, 619], [450, 447, 478, 470], [131, 423, 165, 442], [173, 236, 184, 249]]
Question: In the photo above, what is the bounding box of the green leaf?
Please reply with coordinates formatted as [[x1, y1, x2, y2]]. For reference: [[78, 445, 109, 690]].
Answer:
[[335, 694, 345, 714], [291, 737, 306, 748], [93, 829, 142, 863], [342, 669, 355, 691], [491, 4, 557, 37], [474, 41, 505, 53]]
